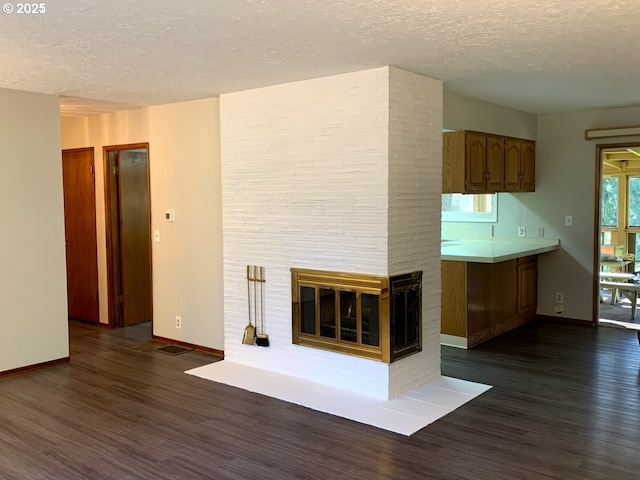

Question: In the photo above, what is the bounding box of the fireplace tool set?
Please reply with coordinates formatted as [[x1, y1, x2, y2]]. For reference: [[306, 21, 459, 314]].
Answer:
[[242, 265, 269, 347]]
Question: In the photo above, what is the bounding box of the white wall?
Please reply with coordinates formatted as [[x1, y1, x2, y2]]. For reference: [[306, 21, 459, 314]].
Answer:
[[60, 98, 224, 350], [533, 106, 640, 320], [444, 91, 537, 140], [221, 67, 443, 399], [0, 88, 69, 372]]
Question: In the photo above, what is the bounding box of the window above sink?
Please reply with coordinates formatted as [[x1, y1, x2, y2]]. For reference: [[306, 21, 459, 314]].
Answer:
[[442, 193, 497, 223]]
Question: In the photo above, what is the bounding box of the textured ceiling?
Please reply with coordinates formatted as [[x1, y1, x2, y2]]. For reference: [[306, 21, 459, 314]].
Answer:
[[1, 0, 638, 116]]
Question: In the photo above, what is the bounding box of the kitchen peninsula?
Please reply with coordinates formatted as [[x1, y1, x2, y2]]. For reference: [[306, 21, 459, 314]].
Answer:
[[441, 238, 559, 348]]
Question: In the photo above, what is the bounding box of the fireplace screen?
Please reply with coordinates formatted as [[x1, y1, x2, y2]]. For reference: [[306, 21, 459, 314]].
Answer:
[[291, 268, 422, 363]]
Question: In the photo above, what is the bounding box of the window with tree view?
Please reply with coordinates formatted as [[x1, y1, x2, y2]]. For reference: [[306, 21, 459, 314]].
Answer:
[[628, 177, 640, 227], [601, 177, 618, 227]]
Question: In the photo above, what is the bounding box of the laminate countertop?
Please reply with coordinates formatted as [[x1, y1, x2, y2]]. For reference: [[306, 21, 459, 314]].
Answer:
[[441, 238, 560, 263]]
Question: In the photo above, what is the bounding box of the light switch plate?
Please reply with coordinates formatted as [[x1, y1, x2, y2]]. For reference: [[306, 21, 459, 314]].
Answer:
[[565, 215, 573, 226]]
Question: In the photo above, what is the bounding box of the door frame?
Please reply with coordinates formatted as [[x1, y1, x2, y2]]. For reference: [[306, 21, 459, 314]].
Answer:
[[103, 143, 153, 328], [593, 141, 640, 324]]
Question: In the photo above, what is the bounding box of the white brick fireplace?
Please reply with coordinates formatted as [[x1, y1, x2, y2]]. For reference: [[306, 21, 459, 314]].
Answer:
[[220, 66, 442, 399]]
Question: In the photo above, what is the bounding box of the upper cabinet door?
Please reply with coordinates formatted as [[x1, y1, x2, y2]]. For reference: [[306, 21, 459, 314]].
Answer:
[[520, 141, 536, 192], [464, 132, 487, 193], [504, 138, 536, 192], [485, 135, 504, 192], [503, 138, 522, 191]]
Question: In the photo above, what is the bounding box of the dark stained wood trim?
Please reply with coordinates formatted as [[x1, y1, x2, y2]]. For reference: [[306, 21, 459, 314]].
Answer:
[[594, 144, 604, 327], [537, 314, 593, 326], [593, 141, 640, 327], [103, 143, 150, 153], [0, 357, 69, 378], [152, 334, 224, 358], [62, 146, 95, 154], [103, 147, 121, 329], [103, 143, 153, 330]]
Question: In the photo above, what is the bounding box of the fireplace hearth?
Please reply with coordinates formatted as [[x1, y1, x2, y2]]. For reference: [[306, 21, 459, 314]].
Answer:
[[291, 268, 422, 363]]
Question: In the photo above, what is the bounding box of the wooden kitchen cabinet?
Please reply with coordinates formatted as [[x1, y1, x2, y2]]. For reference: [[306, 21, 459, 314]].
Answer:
[[443, 131, 504, 193], [504, 138, 535, 192], [517, 255, 538, 320], [443, 130, 535, 193], [441, 255, 538, 348]]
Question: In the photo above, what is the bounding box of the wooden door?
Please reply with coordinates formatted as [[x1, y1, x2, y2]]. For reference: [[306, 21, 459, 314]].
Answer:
[[486, 135, 505, 191], [104, 145, 152, 328], [119, 150, 152, 327], [520, 141, 536, 191], [504, 139, 522, 191], [465, 132, 487, 192], [62, 148, 99, 324]]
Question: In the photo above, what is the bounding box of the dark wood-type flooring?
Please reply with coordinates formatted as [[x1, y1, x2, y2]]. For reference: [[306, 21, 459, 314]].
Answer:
[[1, 319, 639, 479]]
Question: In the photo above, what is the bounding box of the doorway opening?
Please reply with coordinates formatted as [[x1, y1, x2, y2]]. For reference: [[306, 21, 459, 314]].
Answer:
[[596, 143, 640, 330], [104, 144, 153, 328]]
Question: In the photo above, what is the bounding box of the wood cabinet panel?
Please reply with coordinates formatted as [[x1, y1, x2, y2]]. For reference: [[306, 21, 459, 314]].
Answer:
[[465, 132, 487, 193], [517, 256, 538, 317], [467, 261, 517, 337], [441, 261, 468, 337], [486, 135, 505, 191], [444, 131, 535, 193], [520, 141, 536, 191], [441, 256, 538, 348], [504, 138, 521, 191], [505, 138, 535, 192], [442, 131, 466, 193]]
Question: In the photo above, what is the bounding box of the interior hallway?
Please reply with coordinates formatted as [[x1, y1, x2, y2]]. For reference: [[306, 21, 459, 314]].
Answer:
[[0, 319, 639, 479]]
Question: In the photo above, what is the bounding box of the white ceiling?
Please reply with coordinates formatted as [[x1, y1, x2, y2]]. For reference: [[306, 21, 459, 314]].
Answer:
[[1, 0, 639, 116]]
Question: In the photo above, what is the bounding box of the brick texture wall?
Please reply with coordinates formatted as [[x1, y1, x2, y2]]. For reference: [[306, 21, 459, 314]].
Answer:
[[387, 67, 443, 397], [220, 67, 442, 399]]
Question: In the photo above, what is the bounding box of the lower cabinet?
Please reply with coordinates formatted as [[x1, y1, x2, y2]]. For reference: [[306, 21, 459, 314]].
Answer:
[[441, 255, 538, 348]]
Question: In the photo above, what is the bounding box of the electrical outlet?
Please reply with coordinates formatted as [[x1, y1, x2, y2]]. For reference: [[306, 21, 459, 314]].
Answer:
[[175, 316, 182, 329], [538, 227, 545, 238], [518, 226, 526, 238], [555, 292, 564, 303]]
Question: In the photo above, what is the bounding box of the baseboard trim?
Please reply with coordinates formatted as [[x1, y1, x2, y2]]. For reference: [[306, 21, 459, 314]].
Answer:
[[153, 335, 224, 358], [440, 334, 468, 349], [0, 357, 70, 378], [537, 315, 593, 326]]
